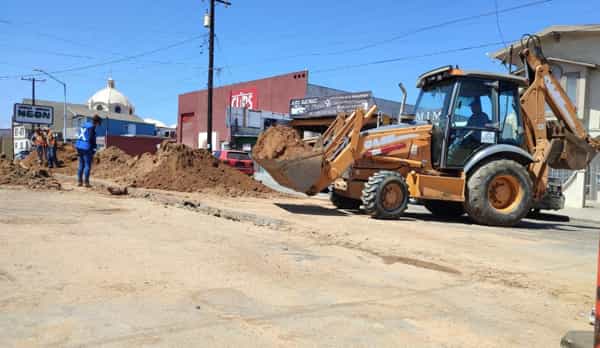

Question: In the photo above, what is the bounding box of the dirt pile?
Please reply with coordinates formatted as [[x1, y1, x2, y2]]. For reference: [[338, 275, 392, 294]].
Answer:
[[253, 125, 315, 161], [21, 144, 133, 178], [0, 156, 61, 190], [127, 142, 272, 197], [93, 147, 134, 179], [18, 142, 273, 197]]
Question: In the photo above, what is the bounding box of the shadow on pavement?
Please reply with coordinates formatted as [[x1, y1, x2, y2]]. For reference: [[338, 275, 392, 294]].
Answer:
[[526, 211, 571, 222], [274, 203, 351, 217], [402, 211, 596, 231]]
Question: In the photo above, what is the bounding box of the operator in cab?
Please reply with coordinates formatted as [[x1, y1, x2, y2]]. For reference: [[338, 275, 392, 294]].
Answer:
[[75, 115, 102, 188], [467, 99, 490, 132]]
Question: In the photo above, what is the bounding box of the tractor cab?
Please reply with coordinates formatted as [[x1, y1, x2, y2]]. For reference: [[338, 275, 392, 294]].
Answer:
[[413, 66, 527, 170]]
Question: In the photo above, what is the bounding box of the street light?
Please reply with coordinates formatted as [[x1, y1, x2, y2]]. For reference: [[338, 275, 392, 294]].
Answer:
[[33, 69, 67, 142]]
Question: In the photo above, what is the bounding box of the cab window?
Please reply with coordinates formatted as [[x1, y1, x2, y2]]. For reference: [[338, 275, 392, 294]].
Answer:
[[498, 84, 524, 146], [447, 79, 497, 167]]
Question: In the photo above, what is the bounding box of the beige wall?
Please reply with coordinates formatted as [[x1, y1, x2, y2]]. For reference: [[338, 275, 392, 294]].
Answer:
[[525, 32, 600, 136]]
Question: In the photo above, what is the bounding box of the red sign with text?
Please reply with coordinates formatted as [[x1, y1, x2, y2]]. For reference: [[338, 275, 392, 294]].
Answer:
[[230, 88, 259, 110]]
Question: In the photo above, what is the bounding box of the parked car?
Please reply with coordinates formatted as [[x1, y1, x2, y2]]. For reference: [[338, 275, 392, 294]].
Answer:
[[213, 150, 254, 175], [14, 150, 30, 160]]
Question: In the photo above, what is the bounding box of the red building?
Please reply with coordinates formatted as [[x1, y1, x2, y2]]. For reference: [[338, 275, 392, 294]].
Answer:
[[177, 70, 308, 149]]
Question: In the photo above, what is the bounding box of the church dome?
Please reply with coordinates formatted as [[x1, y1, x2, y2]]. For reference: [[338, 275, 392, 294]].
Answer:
[[87, 78, 135, 115]]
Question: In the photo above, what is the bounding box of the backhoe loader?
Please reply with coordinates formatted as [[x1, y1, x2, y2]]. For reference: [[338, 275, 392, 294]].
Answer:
[[255, 35, 600, 226]]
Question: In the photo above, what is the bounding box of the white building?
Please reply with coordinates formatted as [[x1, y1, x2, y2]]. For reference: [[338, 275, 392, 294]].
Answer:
[[492, 25, 600, 208], [13, 125, 32, 154]]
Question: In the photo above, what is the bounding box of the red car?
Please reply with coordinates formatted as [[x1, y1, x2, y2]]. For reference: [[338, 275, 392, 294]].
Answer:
[[213, 150, 254, 175]]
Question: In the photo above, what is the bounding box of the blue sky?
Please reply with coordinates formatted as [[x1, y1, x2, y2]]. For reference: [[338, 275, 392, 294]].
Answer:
[[0, 0, 598, 129]]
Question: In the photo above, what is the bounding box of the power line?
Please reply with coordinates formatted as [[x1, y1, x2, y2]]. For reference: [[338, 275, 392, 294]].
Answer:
[[0, 34, 207, 80], [312, 40, 510, 74], [300, 0, 553, 57], [215, 34, 234, 86], [0, 18, 207, 69], [494, 0, 509, 49], [212, 0, 551, 72]]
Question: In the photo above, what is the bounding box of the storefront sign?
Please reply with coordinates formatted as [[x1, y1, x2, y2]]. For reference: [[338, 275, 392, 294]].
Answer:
[[13, 103, 54, 125], [231, 88, 259, 110], [290, 92, 373, 118]]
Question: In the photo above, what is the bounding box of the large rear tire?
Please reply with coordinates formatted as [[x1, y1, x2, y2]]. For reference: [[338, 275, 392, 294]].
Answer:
[[330, 190, 361, 210], [464, 159, 533, 227], [423, 200, 465, 218], [361, 171, 409, 219]]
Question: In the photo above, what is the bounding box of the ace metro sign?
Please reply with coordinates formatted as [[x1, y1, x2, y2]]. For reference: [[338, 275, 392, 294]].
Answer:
[[230, 88, 258, 110]]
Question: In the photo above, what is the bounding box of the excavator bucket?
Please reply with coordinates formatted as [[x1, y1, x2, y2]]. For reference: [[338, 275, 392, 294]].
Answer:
[[256, 151, 325, 194], [548, 132, 598, 170]]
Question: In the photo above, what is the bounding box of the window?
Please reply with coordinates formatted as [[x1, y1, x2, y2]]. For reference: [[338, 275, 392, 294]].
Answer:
[[414, 82, 453, 124], [447, 79, 495, 167], [227, 152, 251, 160], [498, 86, 523, 146], [96, 105, 104, 111], [451, 83, 494, 129], [565, 72, 579, 110], [114, 105, 122, 114], [127, 124, 136, 135]]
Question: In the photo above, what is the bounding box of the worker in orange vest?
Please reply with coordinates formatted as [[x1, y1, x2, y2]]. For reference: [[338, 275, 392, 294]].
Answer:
[[33, 128, 47, 165], [46, 128, 58, 168]]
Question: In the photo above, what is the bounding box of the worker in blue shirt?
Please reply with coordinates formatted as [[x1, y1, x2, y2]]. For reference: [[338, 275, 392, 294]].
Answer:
[[75, 115, 102, 187]]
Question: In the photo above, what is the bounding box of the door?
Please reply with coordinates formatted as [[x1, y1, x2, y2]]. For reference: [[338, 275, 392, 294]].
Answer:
[[181, 113, 195, 147], [446, 79, 497, 168]]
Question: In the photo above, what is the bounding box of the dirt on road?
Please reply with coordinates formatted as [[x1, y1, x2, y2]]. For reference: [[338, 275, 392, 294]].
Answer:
[[0, 156, 61, 190], [0, 183, 596, 347]]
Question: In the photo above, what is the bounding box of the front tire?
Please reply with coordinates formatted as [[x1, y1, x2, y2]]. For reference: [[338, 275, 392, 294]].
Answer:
[[464, 159, 533, 227], [361, 171, 409, 219]]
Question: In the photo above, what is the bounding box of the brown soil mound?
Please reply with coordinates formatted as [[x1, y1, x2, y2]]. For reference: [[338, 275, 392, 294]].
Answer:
[[127, 143, 272, 197], [22, 144, 133, 178], [19, 142, 273, 197], [0, 156, 61, 190], [253, 125, 315, 160]]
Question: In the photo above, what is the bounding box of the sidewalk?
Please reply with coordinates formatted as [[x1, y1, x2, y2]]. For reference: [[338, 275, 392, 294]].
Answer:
[[559, 201, 600, 224]]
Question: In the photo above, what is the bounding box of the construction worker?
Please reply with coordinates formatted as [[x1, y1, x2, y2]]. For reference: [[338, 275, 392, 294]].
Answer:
[[33, 128, 47, 165], [75, 115, 102, 187], [46, 128, 58, 168]]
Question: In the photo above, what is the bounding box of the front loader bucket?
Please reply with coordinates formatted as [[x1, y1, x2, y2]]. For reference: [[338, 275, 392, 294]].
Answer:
[[256, 152, 325, 195]]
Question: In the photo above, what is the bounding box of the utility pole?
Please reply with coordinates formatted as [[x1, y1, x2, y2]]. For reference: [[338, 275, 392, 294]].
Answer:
[[205, 0, 231, 151], [21, 77, 46, 106], [34, 69, 67, 142]]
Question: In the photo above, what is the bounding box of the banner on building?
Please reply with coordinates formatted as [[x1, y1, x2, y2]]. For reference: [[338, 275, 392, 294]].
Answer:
[[13, 103, 54, 125], [290, 91, 374, 119], [230, 88, 259, 110]]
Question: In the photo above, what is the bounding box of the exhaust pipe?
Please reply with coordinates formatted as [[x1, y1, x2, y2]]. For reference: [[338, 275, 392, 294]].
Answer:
[[398, 83, 408, 123]]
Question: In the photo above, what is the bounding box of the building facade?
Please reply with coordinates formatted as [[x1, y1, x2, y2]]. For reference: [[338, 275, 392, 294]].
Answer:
[[177, 71, 404, 150], [12, 126, 32, 155], [19, 78, 156, 141], [178, 71, 309, 149], [492, 25, 600, 207]]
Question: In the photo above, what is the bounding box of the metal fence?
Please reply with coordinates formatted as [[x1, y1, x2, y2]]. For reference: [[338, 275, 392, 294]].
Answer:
[[587, 155, 600, 201], [549, 155, 600, 201]]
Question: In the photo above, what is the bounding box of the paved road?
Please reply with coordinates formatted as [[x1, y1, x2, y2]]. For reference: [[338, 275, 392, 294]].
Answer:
[[0, 186, 597, 347]]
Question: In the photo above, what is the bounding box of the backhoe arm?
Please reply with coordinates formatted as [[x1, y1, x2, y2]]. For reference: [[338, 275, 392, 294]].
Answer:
[[306, 105, 378, 194], [519, 43, 600, 198]]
